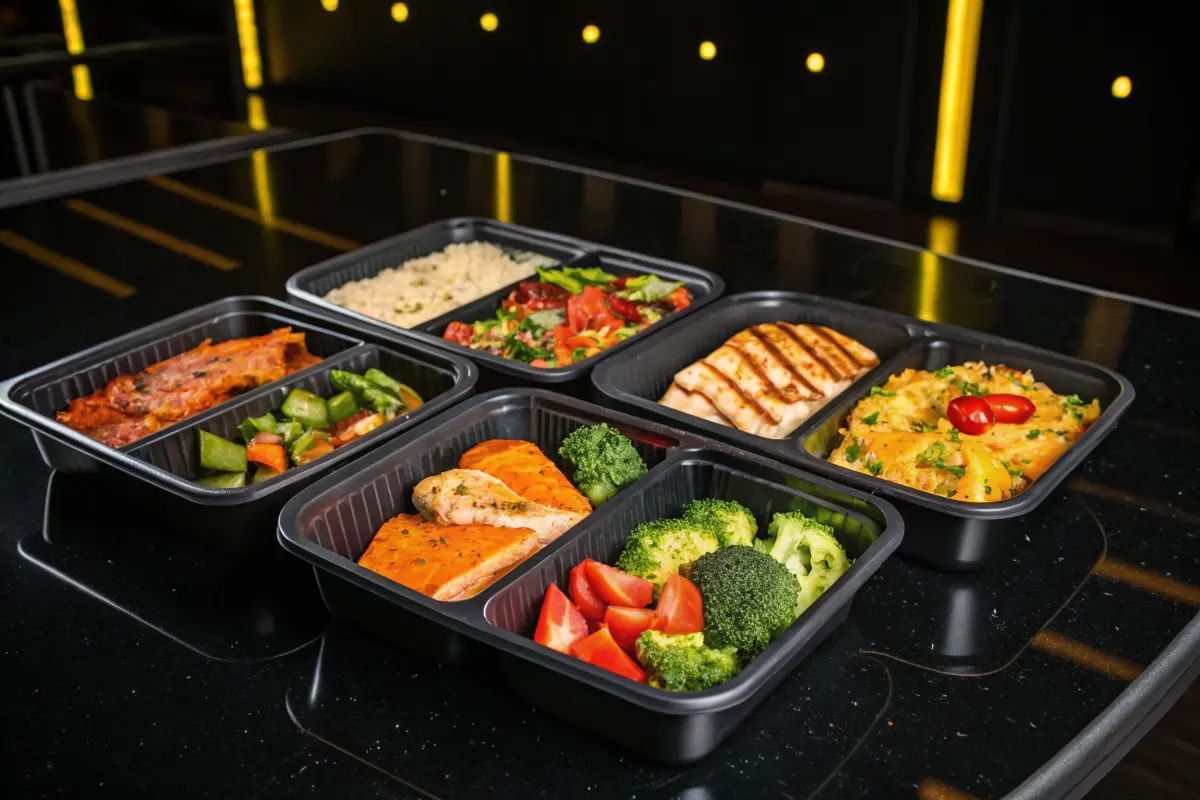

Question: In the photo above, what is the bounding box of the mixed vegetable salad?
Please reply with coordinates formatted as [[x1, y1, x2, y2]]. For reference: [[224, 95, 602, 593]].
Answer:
[[530, 497, 852, 691], [441, 266, 692, 368], [193, 368, 423, 488]]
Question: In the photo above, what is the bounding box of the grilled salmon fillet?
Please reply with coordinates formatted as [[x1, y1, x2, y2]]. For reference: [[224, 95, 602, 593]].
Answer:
[[660, 323, 879, 439], [357, 513, 540, 601], [413, 468, 586, 545], [458, 439, 592, 516]]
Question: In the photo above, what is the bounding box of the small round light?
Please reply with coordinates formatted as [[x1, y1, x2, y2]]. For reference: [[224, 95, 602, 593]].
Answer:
[[321, 0, 338, 10], [582, 24, 600, 44], [699, 41, 717, 60], [806, 52, 825, 73], [480, 12, 498, 32], [391, 3, 409, 22], [1111, 75, 1131, 99]]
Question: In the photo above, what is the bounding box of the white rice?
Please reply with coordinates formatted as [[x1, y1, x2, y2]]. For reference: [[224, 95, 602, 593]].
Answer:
[[323, 242, 558, 329]]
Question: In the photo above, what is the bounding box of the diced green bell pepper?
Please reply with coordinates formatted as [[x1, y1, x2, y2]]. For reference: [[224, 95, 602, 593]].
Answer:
[[274, 419, 305, 445], [326, 391, 359, 423], [198, 430, 247, 473], [281, 388, 329, 428], [364, 369, 424, 409], [239, 412, 278, 444], [196, 471, 247, 489], [331, 370, 402, 419], [250, 464, 282, 484]]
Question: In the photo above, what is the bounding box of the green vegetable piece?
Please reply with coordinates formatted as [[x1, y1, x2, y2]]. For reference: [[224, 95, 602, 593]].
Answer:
[[634, 631, 741, 692], [764, 512, 851, 618], [331, 370, 403, 419], [518, 309, 566, 338], [866, 461, 884, 476], [861, 412, 880, 426], [867, 386, 895, 397], [684, 545, 799, 656], [364, 368, 424, 409], [281, 388, 329, 429], [239, 412, 277, 444], [536, 265, 617, 294], [618, 274, 685, 302], [250, 464, 282, 484], [275, 419, 305, 445], [502, 335, 553, 363], [571, 347, 588, 362], [616, 518, 724, 590], [198, 430, 247, 473], [289, 429, 315, 462], [934, 366, 956, 379], [558, 422, 648, 506], [196, 471, 247, 489], [681, 498, 757, 547], [326, 391, 359, 424]]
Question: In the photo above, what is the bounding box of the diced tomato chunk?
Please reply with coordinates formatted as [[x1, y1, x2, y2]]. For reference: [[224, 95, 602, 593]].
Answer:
[[572, 627, 647, 682], [608, 295, 643, 323], [666, 286, 691, 310], [604, 606, 661, 652], [533, 583, 589, 654], [584, 561, 654, 608], [569, 559, 608, 621], [654, 574, 704, 634], [443, 321, 474, 346]]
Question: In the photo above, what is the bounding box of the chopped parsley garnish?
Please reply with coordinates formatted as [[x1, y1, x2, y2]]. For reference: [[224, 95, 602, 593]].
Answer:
[[502, 335, 553, 363], [868, 386, 895, 397], [983, 478, 992, 495], [1055, 430, 1070, 437], [1071, 410, 1083, 421], [948, 428, 962, 443], [954, 379, 990, 397], [1000, 459, 1024, 478], [914, 422, 938, 433], [934, 366, 956, 379], [845, 443, 861, 463], [1065, 394, 1085, 406], [947, 490, 957, 498], [861, 412, 880, 426], [917, 441, 966, 478], [1026, 429, 1041, 439], [1007, 374, 1031, 391], [572, 347, 588, 362], [454, 483, 470, 496], [866, 461, 884, 476]]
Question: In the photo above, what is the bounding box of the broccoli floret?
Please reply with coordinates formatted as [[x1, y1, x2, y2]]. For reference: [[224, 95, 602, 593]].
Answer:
[[684, 545, 799, 656], [681, 498, 757, 547], [635, 630, 741, 691], [764, 512, 851, 618], [615, 518, 723, 589], [559, 423, 648, 506]]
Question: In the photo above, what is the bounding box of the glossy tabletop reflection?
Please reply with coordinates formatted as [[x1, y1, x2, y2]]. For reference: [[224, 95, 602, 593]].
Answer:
[[2, 130, 1198, 799]]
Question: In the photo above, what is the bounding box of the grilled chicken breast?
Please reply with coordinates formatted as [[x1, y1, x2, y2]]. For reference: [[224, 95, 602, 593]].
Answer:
[[358, 513, 540, 600], [660, 323, 879, 439], [413, 468, 587, 545]]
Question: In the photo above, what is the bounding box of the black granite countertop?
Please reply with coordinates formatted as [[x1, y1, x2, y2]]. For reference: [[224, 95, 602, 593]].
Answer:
[[2, 129, 1198, 799]]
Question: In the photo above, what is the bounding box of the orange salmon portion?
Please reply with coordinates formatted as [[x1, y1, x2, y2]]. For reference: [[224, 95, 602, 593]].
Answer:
[[458, 439, 592, 516]]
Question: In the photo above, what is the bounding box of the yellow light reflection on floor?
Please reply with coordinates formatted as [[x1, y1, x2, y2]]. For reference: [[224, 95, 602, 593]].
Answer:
[[1094, 558, 1200, 607], [931, 0, 983, 202], [480, 13, 498, 32], [71, 64, 93, 101], [806, 52, 825, 73], [1031, 630, 1143, 682], [0, 230, 135, 298], [321, 0, 338, 10], [494, 151, 512, 223], [582, 25, 600, 44], [1111, 75, 1132, 99], [252, 151, 276, 225], [233, 0, 263, 89], [699, 41, 717, 60], [917, 777, 982, 800], [391, 3, 409, 22], [917, 216, 958, 322], [57, 1, 92, 100], [247, 94, 269, 131], [65, 199, 240, 272]]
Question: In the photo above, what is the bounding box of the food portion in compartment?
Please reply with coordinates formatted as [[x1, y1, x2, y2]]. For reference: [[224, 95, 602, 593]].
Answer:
[[57, 328, 322, 448], [442, 266, 692, 368], [527, 499, 850, 691], [356, 424, 649, 600], [192, 368, 424, 488], [827, 361, 1102, 502], [323, 241, 558, 329], [659, 323, 879, 438]]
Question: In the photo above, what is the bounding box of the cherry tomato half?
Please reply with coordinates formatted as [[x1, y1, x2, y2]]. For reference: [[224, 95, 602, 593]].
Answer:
[[946, 395, 995, 436], [442, 321, 474, 346], [983, 393, 1036, 424]]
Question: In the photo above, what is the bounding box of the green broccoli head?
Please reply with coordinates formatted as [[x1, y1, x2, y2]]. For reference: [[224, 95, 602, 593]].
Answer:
[[615, 518, 723, 589], [765, 511, 851, 618], [635, 630, 741, 691], [681, 498, 757, 547], [684, 545, 799, 656], [558, 423, 648, 506]]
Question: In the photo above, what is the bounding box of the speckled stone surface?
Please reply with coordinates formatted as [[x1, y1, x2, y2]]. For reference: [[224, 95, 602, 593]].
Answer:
[[1, 131, 1197, 798]]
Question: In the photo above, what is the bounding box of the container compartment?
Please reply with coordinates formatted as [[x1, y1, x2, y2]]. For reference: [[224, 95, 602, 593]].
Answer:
[[799, 335, 1134, 571], [592, 291, 918, 455], [481, 449, 902, 764]]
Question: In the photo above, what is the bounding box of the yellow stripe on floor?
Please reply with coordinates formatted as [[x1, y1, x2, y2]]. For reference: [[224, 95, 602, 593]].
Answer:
[[0, 230, 135, 298], [1031, 630, 1143, 682], [1094, 558, 1200, 607], [64, 198, 240, 272], [145, 174, 359, 252]]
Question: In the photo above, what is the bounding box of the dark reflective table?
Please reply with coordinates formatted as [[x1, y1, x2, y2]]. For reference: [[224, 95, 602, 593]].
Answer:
[[1, 127, 1198, 799]]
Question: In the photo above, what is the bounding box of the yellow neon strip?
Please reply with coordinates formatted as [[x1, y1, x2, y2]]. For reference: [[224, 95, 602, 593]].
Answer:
[[917, 216, 958, 322], [251, 151, 276, 225], [146, 175, 358, 251], [1031, 630, 1143, 682], [233, 0, 263, 89], [931, 0, 984, 202], [1094, 558, 1200, 607], [58, 0, 84, 54], [65, 199, 240, 272], [71, 64, 93, 101], [247, 94, 268, 131], [494, 151, 512, 223], [0, 231, 135, 298]]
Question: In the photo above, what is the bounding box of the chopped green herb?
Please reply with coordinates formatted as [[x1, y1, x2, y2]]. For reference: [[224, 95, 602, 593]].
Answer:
[[866, 461, 884, 476], [954, 379, 990, 397], [934, 366, 956, 379], [1000, 459, 1025, 478], [868, 387, 895, 398], [1007, 374, 1031, 391], [862, 412, 880, 426], [1026, 429, 1042, 440], [1055, 430, 1070, 437], [845, 443, 861, 463], [1071, 410, 1083, 421], [1065, 394, 1085, 406], [914, 422, 938, 433], [454, 483, 470, 496], [572, 347, 588, 362], [948, 428, 962, 443], [1023, 458, 1032, 464], [947, 490, 957, 498], [918, 441, 966, 478]]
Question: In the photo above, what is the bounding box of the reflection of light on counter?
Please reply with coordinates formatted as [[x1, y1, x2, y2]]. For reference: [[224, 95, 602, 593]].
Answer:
[[71, 65, 93, 101], [917, 216, 958, 322], [247, 94, 269, 131], [806, 52, 825, 73], [699, 41, 717, 60], [493, 151, 512, 223], [391, 3, 409, 22], [582, 24, 600, 44], [321, 0, 338, 10], [480, 12, 498, 32], [917, 777, 981, 800], [233, 0, 263, 89], [252, 150, 276, 225], [1111, 75, 1132, 99], [1031, 630, 1143, 682], [931, 0, 983, 202], [1094, 558, 1200, 607], [57, 1, 92, 100]]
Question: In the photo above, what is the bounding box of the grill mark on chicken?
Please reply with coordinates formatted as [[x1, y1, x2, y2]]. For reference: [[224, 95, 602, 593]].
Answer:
[[673, 385, 736, 426], [812, 324, 874, 375], [818, 325, 880, 368], [748, 325, 821, 397], [777, 323, 846, 381], [695, 360, 776, 423]]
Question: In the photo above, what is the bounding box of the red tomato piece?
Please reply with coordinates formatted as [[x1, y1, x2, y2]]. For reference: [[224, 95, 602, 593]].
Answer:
[[608, 295, 644, 323], [604, 606, 661, 652], [514, 281, 571, 307], [569, 560, 609, 621], [666, 286, 692, 310], [947, 396, 996, 436], [584, 561, 654, 608], [609, 276, 629, 290], [654, 573, 704, 634], [587, 619, 608, 635], [533, 584, 588, 655], [572, 627, 647, 682], [442, 321, 474, 346], [983, 393, 1037, 424], [567, 286, 612, 332], [530, 358, 549, 368]]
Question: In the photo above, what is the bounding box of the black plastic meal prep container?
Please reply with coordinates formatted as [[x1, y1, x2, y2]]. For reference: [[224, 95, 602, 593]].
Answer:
[[593, 292, 1135, 571], [0, 296, 477, 553], [277, 389, 903, 763], [285, 217, 725, 391]]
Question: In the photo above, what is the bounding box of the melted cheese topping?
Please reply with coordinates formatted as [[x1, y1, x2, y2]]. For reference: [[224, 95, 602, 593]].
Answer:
[[828, 361, 1101, 503]]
